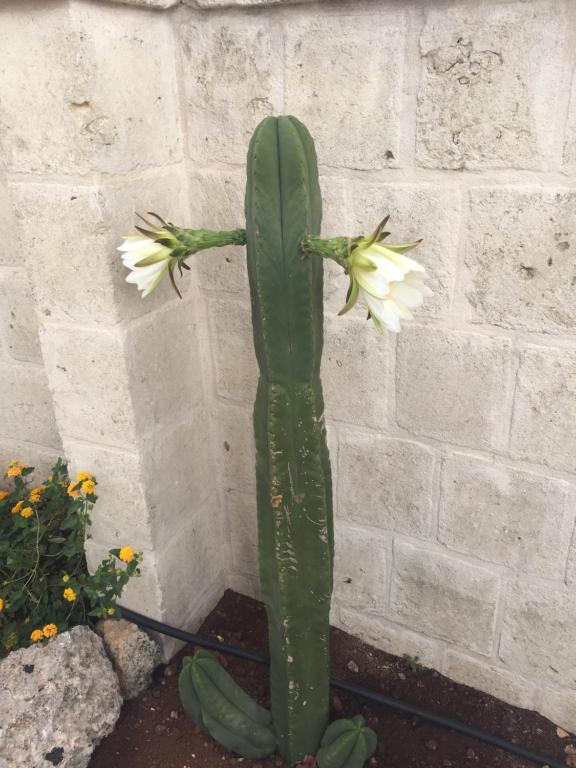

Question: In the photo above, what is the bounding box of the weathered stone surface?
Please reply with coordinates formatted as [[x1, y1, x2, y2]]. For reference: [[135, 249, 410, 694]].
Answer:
[[96, 619, 161, 699], [564, 72, 576, 171], [337, 607, 442, 670], [0, 441, 58, 483], [333, 524, 388, 612], [511, 345, 576, 474], [500, 580, 576, 689], [0, 363, 61, 448], [465, 188, 576, 333], [187, 0, 316, 7], [65, 439, 154, 551], [0, 626, 121, 768], [12, 171, 190, 326], [98, 0, 179, 7], [443, 650, 537, 710], [540, 687, 576, 735], [285, 14, 404, 169], [348, 182, 461, 317], [322, 315, 392, 430], [567, 527, 576, 586], [178, 13, 281, 164], [396, 327, 514, 451], [208, 297, 257, 404], [219, 403, 256, 493], [390, 541, 499, 655], [0, 3, 181, 174], [416, 1, 566, 169], [190, 170, 248, 294], [41, 324, 138, 449], [0, 269, 42, 363], [226, 490, 258, 578], [439, 453, 573, 579], [337, 431, 436, 537]]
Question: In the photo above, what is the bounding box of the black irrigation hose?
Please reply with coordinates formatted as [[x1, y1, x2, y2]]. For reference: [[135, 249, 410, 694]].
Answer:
[[120, 607, 568, 768]]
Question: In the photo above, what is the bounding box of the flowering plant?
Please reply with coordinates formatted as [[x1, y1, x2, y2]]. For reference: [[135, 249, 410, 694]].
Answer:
[[0, 458, 141, 656]]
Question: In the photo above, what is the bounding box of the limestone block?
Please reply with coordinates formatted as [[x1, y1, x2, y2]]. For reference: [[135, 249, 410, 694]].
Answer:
[[540, 687, 576, 736], [567, 529, 576, 586], [337, 431, 436, 537], [65, 439, 154, 551], [125, 299, 205, 433], [226, 490, 258, 578], [564, 74, 576, 171], [319, 177, 349, 240], [0, 626, 121, 768], [208, 297, 257, 404], [154, 494, 227, 621], [178, 13, 282, 164], [219, 403, 256, 493], [0, 269, 42, 363], [439, 453, 574, 579], [189, 170, 248, 294], [0, 177, 18, 266], [97, 0, 179, 7], [140, 411, 215, 550], [337, 607, 442, 670], [0, 363, 61, 449], [285, 14, 405, 169], [40, 324, 138, 449], [416, 1, 566, 169], [465, 188, 576, 333], [0, 3, 181, 174], [443, 650, 537, 710], [186, 0, 317, 7], [500, 580, 576, 689], [396, 326, 514, 451], [96, 619, 161, 699], [333, 524, 388, 612], [390, 541, 499, 655], [348, 182, 461, 317], [0, 442, 59, 483], [510, 345, 576, 473], [12, 171, 190, 326], [322, 315, 392, 430]]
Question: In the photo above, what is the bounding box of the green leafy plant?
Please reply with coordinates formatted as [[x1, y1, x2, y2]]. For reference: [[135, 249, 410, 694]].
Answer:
[[402, 654, 425, 673], [0, 458, 141, 656]]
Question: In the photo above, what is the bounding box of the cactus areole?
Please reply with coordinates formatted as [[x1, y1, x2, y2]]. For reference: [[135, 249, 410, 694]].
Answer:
[[119, 115, 431, 766], [246, 116, 333, 763]]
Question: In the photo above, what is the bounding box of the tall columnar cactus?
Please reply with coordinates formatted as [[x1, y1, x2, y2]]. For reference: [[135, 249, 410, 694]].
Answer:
[[119, 115, 431, 766], [245, 116, 333, 762]]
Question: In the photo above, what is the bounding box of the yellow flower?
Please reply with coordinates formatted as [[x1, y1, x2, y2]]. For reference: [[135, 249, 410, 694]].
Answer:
[[107, 607, 116, 616], [42, 624, 58, 638], [76, 471, 94, 482], [30, 629, 44, 642], [63, 587, 77, 602], [29, 486, 44, 503], [81, 479, 96, 495], [62, 574, 70, 583], [11, 500, 24, 515], [0, 597, 4, 612], [0, 489, 9, 501], [67, 481, 80, 499], [118, 546, 134, 563], [20, 507, 34, 519], [7, 461, 25, 478]]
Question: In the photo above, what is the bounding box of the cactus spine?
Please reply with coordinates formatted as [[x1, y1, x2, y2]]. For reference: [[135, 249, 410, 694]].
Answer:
[[245, 116, 334, 763]]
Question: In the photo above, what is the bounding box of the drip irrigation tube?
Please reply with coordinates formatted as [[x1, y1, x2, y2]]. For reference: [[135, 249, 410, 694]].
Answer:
[[120, 607, 568, 768]]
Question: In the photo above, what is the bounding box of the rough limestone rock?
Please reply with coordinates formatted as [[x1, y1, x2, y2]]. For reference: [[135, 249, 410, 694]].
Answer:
[[0, 626, 121, 768], [96, 619, 161, 699]]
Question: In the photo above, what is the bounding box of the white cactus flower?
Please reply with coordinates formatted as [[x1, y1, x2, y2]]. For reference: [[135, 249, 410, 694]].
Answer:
[[340, 218, 433, 333], [119, 236, 175, 297]]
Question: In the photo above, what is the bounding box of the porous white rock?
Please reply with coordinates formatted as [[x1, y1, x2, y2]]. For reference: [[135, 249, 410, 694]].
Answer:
[[0, 626, 121, 768], [96, 619, 161, 699]]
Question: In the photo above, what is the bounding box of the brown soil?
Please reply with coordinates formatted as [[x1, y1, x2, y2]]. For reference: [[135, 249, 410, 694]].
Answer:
[[90, 590, 571, 768]]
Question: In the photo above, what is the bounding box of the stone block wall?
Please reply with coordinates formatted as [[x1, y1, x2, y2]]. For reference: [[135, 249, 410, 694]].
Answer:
[[1, 0, 575, 731]]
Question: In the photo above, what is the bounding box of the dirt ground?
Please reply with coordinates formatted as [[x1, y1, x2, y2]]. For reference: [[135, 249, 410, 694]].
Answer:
[[89, 590, 572, 768]]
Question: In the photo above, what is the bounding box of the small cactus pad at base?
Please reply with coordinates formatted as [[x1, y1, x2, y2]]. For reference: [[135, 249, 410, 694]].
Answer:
[[178, 651, 276, 759], [316, 716, 378, 768]]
